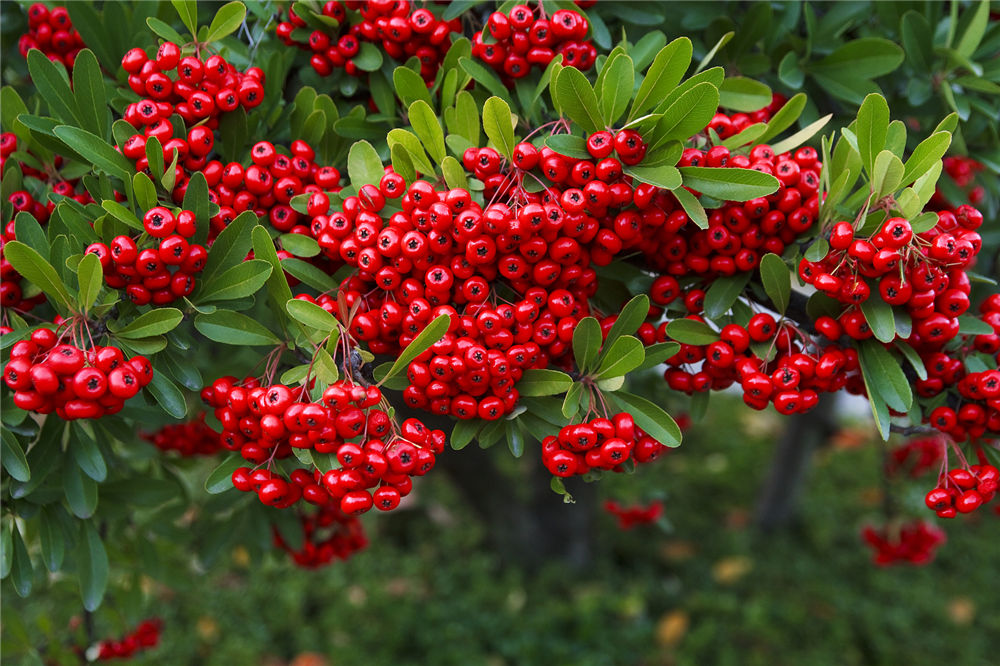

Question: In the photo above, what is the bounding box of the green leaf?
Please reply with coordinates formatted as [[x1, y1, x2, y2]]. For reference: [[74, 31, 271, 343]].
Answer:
[[597, 53, 634, 126], [252, 226, 296, 329], [595, 336, 645, 379], [623, 164, 681, 189], [703, 271, 751, 319], [38, 506, 65, 572], [76, 252, 103, 313], [694, 31, 734, 74], [205, 1, 246, 42], [205, 456, 246, 494], [901, 131, 951, 188], [347, 140, 384, 192], [955, 0, 990, 58], [505, 423, 524, 458], [2, 241, 73, 310], [450, 419, 483, 451], [10, 527, 33, 597], [408, 100, 445, 165], [555, 66, 604, 134], [380, 314, 451, 383], [895, 340, 928, 381], [27, 50, 80, 125], [759, 253, 791, 315], [71, 424, 106, 482], [859, 339, 912, 413], [572, 317, 602, 374], [562, 381, 584, 419], [130, 175, 157, 211], [755, 93, 807, 146], [482, 97, 515, 161], [856, 94, 890, 177], [183, 171, 211, 244], [280, 233, 320, 258], [71, 50, 108, 139], [608, 391, 681, 447], [809, 38, 904, 81], [194, 311, 280, 346], [201, 211, 257, 285], [871, 150, 905, 199], [147, 371, 187, 419], [147, 16, 186, 44], [517, 369, 574, 396], [630, 37, 693, 120], [64, 460, 98, 518], [387, 129, 436, 176], [393, 66, 432, 108], [603, 294, 650, 352], [53, 125, 133, 180], [861, 295, 897, 343], [286, 298, 339, 332], [194, 260, 272, 303], [672, 187, 707, 229], [719, 77, 771, 112], [768, 114, 833, 155], [543, 134, 590, 160], [441, 156, 469, 191], [652, 82, 719, 146], [353, 42, 383, 71], [115, 308, 183, 339], [678, 167, 779, 201], [77, 521, 109, 611], [900, 11, 933, 71], [1, 430, 30, 482], [172, 0, 198, 35], [100, 200, 143, 231], [636, 342, 681, 371], [458, 57, 508, 99], [281, 257, 337, 293], [13, 213, 48, 258], [957, 315, 995, 336], [665, 318, 718, 345]]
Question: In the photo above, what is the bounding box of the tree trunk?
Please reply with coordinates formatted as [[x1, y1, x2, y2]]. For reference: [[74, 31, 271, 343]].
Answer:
[[754, 393, 838, 531]]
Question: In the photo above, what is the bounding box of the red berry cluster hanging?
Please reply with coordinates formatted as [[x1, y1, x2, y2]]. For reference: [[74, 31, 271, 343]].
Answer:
[[542, 412, 667, 477], [92, 619, 162, 661], [18, 4, 85, 68], [925, 460, 998, 518], [272, 503, 368, 569], [932, 155, 986, 207], [201, 377, 444, 517], [3, 191, 51, 312], [860, 520, 946, 566], [143, 414, 223, 457], [473, 4, 596, 81], [603, 499, 663, 530], [4, 328, 152, 420], [276, 1, 460, 82], [886, 435, 946, 478], [84, 206, 207, 306]]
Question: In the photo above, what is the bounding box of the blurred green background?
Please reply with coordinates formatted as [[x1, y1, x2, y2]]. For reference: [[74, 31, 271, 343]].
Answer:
[[6, 395, 999, 666]]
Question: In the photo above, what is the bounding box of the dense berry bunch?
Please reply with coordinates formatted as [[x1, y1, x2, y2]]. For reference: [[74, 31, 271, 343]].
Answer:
[[3, 329, 151, 420], [473, 4, 596, 80], [201, 378, 444, 516], [120, 44, 264, 131], [277, 1, 460, 82], [18, 4, 85, 68], [886, 435, 946, 478], [860, 520, 946, 566], [92, 619, 162, 661], [933, 155, 986, 207], [85, 207, 207, 306], [603, 499, 663, 530], [143, 414, 223, 457], [542, 412, 667, 477], [3, 191, 51, 312], [924, 462, 998, 518], [273, 503, 368, 569]]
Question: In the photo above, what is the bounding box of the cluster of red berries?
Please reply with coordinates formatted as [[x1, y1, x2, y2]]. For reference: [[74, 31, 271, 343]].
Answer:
[[201, 377, 444, 516], [660, 312, 860, 415], [85, 207, 207, 306], [3, 192, 50, 312], [3, 330, 152, 420], [932, 155, 986, 207], [120, 43, 264, 132], [18, 4, 85, 69], [886, 435, 946, 478], [92, 619, 162, 661], [925, 463, 999, 518], [143, 414, 223, 457], [860, 520, 946, 566], [603, 499, 663, 530], [273, 503, 368, 569], [277, 1, 459, 82], [801, 208, 982, 343], [542, 412, 667, 477], [474, 4, 595, 81]]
